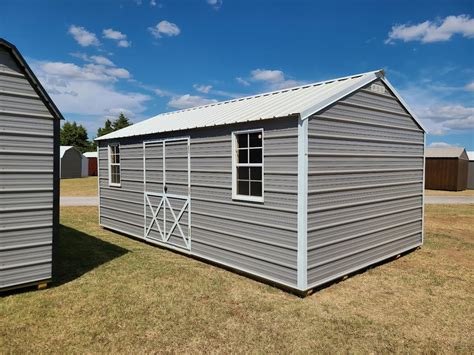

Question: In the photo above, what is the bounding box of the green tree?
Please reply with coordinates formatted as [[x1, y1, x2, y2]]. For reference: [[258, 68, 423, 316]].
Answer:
[[60, 121, 91, 153], [96, 119, 114, 138], [113, 112, 132, 130], [96, 113, 132, 138]]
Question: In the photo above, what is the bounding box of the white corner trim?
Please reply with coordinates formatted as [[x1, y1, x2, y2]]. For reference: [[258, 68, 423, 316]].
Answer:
[[421, 134, 426, 244], [297, 115, 308, 290], [97, 144, 101, 225]]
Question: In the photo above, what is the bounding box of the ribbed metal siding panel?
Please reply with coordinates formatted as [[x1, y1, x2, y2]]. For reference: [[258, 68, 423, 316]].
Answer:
[[98, 119, 299, 287], [0, 46, 54, 289], [306, 80, 424, 288]]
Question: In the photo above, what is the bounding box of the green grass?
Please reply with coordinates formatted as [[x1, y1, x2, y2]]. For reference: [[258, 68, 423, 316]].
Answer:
[[60, 176, 97, 197], [425, 189, 474, 197], [1, 205, 473, 353]]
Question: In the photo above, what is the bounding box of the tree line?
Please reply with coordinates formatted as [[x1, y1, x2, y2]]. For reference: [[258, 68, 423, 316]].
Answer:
[[60, 113, 132, 153]]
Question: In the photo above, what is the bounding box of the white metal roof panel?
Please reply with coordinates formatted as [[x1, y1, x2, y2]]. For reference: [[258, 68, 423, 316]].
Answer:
[[60, 146, 73, 158], [467, 151, 474, 161], [96, 69, 422, 141], [83, 151, 98, 158]]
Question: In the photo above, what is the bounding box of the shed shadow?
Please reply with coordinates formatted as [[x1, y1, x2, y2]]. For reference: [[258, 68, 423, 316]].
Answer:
[[52, 224, 129, 287], [2, 225, 128, 296]]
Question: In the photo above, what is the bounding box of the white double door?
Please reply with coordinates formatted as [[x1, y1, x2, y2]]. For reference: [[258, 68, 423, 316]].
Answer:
[[143, 137, 191, 250]]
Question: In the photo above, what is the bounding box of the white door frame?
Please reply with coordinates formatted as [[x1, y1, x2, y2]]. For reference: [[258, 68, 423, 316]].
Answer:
[[143, 137, 191, 251]]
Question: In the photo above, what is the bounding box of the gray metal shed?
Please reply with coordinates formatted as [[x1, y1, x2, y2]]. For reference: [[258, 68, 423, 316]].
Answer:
[[60, 145, 84, 179], [0, 38, 62, 291], [95, 70, 426, 294], [467, 151, 474, 189]]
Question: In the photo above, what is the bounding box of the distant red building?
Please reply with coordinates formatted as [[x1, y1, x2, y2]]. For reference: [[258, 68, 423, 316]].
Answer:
[[84, 151, 98, 176]]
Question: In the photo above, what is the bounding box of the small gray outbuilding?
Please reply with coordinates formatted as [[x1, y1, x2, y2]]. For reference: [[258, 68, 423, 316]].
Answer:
[[95, 70, 426, 294], [60, 145, 84, 179], [467, 151, 474, 189], [0, 38, 62, 291]]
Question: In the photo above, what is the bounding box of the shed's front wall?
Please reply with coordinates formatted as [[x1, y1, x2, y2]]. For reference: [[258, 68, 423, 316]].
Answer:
[[425, 158, 468, 191], [306, 80, 424, 288], [98, 118, 299, 287], [61, 149, 83, 179], [0, 46, 56, 289]]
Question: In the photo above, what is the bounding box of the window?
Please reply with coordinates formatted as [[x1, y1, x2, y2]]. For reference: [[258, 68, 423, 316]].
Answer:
[[232, 129, 263, 202], [108, 144, 121, 186]]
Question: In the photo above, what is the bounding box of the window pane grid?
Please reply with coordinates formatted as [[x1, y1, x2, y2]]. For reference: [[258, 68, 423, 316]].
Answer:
[[109, 144, 121, 186], [234, 131, 263, 198]]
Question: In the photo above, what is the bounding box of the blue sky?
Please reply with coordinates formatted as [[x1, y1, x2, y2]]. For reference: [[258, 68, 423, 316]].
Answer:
[[1, 0, 473, 148]]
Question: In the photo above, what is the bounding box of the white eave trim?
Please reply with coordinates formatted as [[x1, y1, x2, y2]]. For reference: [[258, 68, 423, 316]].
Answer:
[[380, 77, 427, 133], [299, 71, 382, 120]]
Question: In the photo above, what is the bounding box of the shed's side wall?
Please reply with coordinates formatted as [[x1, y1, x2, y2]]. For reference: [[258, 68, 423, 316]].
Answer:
[[0, 46, 54, 289], [98, 118, 299, 287], [306, 80, 424, 288], [425, 158, 461, 191], [468, 161, 474, 189]]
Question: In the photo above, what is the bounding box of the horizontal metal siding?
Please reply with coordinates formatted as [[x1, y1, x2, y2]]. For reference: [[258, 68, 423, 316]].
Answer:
[[306, 80, 424, 288], [98, 119, 299, 287], [0, 46, 53, 289]]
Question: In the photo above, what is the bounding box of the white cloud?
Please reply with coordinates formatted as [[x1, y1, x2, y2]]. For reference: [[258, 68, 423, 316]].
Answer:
[[90, 55, 114, 66], [401, 85, 474, 135], [207, 0, 222, 9], [193, 84, 212, 93], [32, 60, 149, 123], [251, 69, 285, 83], [168, 94, 217, 109], [105, 67, 131, 79], [429, 142, 459, 148], [150, 0, 156, 5], [68, 25, 100, 47], [236, 77, 250, 86], [39, 60, 130, 83], [70, 53, 115, 67], [103, 28, 131, 47], [465, 82, 474, 91], [247, 68, 305, 89], [103, 28, 126, 40], [148, 20, 181, 38], [386, 15, 474, 44], [117, 39, 131, 47]]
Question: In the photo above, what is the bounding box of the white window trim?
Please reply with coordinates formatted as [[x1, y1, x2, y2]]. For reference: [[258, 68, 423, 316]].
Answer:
[[231, 128, 264, 203], [108, 143, 121, 187]]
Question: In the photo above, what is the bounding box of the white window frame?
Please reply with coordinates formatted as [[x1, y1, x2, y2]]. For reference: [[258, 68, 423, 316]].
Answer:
[[108, 143, 121, 187], [232, 128, 264, 203]]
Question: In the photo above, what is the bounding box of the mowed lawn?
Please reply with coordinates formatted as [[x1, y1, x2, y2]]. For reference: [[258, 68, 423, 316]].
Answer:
[[1, 205, 473, 353], [60, 176, 98, 197]]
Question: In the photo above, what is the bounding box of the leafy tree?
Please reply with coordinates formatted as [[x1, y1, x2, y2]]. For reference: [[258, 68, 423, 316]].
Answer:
[[60, 121, 91, 153]]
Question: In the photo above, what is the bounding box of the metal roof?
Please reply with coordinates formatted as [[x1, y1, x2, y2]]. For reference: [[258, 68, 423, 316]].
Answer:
[[60, 146, 83, 158], [83, 151, 98, 158], [426, 147, 467, 159], [467, 151, 474, 161], [96, 69, 424, 141]]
